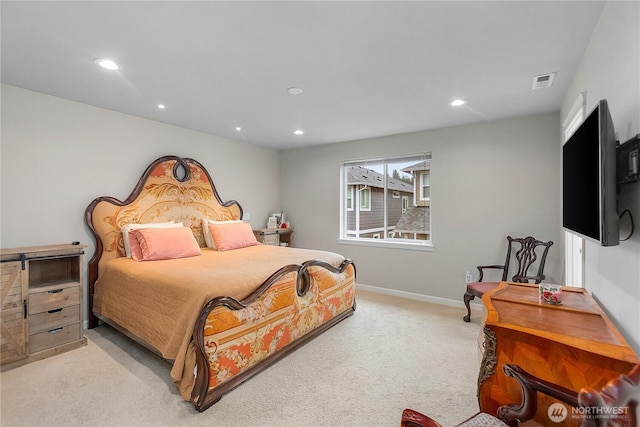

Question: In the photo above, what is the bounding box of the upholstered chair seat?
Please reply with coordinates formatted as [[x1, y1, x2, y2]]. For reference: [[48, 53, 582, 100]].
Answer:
[[401, 409, 507, 427], [466, 281, 500, 296]]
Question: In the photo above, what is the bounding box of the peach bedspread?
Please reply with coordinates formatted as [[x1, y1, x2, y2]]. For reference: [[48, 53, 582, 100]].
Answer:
[[93, 245, 346, 397]]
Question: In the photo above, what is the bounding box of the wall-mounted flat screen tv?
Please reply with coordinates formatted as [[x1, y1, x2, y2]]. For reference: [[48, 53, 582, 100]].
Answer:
[[562, 99, 619, 246]]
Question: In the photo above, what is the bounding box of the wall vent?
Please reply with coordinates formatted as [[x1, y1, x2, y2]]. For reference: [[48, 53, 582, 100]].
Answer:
[[531, 72, 556, 90]]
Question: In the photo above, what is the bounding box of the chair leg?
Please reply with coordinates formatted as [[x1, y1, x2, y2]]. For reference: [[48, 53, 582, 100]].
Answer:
[[463, 292, 475, 322]]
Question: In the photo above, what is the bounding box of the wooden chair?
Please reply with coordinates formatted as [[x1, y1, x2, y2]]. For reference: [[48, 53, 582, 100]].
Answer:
[[462, 236, 553, 322], [401, 363, 640, 427]]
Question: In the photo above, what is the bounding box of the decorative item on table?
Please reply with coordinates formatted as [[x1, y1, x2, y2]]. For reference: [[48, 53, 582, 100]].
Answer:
[[270, 212, 284, 226], [267, 216, 277, 229], [539, 283, 562, 304]]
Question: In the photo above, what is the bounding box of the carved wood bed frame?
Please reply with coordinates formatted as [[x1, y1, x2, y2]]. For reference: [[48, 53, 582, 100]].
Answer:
[[85, 155, 356, 411]]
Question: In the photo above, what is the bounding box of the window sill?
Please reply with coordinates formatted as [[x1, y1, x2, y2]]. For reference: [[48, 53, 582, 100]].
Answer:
[[338, 238, 433, 252]]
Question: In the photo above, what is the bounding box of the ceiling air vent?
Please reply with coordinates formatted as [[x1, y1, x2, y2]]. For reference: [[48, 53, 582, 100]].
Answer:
[[531, 72, 556, 90]]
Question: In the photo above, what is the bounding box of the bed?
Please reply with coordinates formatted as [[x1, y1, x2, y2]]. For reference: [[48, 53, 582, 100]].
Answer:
[[85, 155, 356, 411]]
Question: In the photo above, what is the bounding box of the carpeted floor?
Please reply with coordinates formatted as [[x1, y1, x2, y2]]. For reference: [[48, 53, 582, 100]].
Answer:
[[0, 289, 481, 427]]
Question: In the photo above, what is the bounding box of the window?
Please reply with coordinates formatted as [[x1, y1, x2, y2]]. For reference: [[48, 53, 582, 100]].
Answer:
[[340, 153, 431, 249], [419, 172, 430, 202], [346, 187, 354, 211], [359, 187, 371, 211]]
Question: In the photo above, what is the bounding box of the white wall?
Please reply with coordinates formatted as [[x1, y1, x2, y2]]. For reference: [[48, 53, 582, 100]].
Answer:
[[280, 112, 563, 303], [561, 1, 640, 353], [1, 84, 281, 320]]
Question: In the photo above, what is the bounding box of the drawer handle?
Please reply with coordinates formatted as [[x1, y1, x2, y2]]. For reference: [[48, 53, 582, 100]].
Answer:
[[48, 327, 63, 334], [48, 289, 63, 294], [48, 308, 63, 314]]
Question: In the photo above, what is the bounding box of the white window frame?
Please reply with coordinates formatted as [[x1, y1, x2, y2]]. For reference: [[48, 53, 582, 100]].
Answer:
[[339, 153, 432, 251]]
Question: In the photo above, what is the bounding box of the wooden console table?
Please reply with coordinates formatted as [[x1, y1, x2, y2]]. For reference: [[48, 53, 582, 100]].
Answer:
[[478, 282, 638, 426]]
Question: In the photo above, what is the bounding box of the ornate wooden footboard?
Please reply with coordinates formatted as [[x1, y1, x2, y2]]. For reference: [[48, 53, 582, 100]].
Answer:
[[192, 259, 356, 411], [85, 155, 356, 411]]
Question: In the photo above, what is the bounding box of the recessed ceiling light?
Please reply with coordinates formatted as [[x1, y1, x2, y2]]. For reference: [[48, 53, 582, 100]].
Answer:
[[294, 130, 304, 135], [449, 99, 466, 107], [95, 58, 121, 71], [157, 104, 166, 109], [288, 87, 304, 95], [235, 127, 242, 131]]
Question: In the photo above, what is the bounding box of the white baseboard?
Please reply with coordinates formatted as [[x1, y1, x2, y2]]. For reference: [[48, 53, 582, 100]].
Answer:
[[355, 282, 483, 312]]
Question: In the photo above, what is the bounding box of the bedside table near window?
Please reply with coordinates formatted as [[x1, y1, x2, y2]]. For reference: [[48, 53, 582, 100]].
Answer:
[[253, 228, 294, 247]]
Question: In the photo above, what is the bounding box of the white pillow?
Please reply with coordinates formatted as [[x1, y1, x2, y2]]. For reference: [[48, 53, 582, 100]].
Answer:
[[121, 221, 183, 258], [201, 218, 242, 249]]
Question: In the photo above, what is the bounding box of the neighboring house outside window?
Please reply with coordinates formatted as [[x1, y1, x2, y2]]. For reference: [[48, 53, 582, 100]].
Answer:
[[395, 159, 431, 241], [341, 153, 431, 247]]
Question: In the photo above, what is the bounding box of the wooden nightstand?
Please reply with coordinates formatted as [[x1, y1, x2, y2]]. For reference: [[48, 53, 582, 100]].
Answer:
[[1, 243, 87, 370], [253, 227, 294, 247]]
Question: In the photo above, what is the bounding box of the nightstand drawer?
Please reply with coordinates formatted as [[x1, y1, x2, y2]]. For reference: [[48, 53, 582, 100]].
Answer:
[[29, 286, 80, 314], [29, 305, 80, 334], [253, 228, 294, 247], [30, 322, 81, 354]]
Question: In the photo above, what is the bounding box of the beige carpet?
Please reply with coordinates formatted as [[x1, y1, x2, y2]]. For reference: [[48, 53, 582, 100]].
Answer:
[[0, 289, 481, 427]]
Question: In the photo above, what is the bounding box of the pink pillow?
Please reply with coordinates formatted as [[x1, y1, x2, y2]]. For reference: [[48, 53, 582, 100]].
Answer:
[[129, 227, 201, 261], [208, 222, 259, 252], [129, 231, 144, 260]]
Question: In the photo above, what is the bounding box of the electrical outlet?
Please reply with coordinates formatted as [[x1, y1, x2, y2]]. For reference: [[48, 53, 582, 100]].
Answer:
[[465, 271, 473, 284]]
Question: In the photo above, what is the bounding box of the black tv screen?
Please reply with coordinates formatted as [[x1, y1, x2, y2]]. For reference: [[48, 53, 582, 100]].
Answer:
[[562, 99, 619, 246]]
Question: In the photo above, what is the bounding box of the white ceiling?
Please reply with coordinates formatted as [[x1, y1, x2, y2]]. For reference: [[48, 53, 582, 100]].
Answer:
[[1, 1, 605, 150]]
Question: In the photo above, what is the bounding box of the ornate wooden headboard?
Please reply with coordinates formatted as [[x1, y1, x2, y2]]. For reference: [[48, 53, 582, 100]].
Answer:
[[85, 155, 242, 327]]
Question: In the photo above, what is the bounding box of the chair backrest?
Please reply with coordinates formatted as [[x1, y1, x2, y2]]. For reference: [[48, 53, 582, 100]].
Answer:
[[578, 364, 639, 427], [503, 236, 553, 284]]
